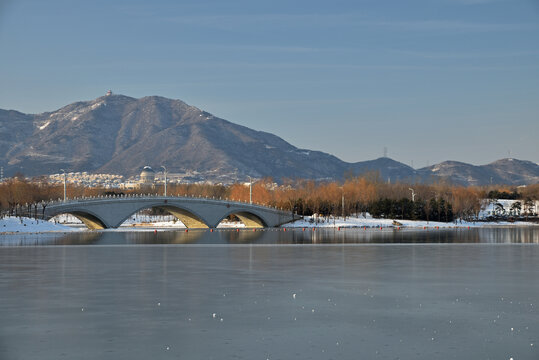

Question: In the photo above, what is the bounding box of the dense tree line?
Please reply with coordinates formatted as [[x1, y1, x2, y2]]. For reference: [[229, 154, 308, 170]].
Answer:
[[1, 175, 538, 222], [487, 190, 520, 200], [368, 198, 453, 222]]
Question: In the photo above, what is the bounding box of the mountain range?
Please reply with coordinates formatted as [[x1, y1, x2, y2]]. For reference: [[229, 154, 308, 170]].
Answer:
[[0, 93, 538, 186]]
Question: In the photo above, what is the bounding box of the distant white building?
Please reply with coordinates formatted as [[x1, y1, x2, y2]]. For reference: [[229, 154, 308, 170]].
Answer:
[[479, 199, 539, 218], [139, 166, 156, 187]]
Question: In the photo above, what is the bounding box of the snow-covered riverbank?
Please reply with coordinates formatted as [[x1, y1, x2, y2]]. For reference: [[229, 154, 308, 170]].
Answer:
[[0, 216, 247, 234], [284, 215, 538, 229], [0, 217, 81, 234], [1, 214, 536, 235]]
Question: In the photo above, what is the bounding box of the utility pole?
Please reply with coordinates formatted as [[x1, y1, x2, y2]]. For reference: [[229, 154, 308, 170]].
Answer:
[[408, 188, 416, 202], [342, 187, 345, 220], [161, 166, 167, 197], [61, 169, 67, 202], [248, 176, 252, 204]]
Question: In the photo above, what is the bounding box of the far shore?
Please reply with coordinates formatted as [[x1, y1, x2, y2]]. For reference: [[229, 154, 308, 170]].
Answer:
[[1, 215, 538, 235]]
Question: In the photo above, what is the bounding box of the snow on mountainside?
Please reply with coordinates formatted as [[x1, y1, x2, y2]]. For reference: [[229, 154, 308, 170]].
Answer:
[[0, 93, 538, 185], [418, 159, 539, 186], [0, 94, 348, 181]]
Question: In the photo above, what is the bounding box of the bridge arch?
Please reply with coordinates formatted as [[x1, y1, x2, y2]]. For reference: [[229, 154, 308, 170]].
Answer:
[[49, 210, 108, 230], [216, 209, 268, 228], [116, 203, 210, 229]]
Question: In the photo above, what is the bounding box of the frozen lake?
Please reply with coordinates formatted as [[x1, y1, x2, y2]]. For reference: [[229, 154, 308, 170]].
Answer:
[[1, 228, 538, 359]]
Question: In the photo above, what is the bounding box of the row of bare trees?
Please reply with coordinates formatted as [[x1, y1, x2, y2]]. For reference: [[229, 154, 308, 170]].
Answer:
[[1, 176, 538, 221]]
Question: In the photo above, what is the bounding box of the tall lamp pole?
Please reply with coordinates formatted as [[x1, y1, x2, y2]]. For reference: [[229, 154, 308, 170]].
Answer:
[[248, 176, 252, 204], [60, 169, 67, 202], [161, 166, 167, 197], [409, 188, 416, 202], [342, 188, 345, 220]]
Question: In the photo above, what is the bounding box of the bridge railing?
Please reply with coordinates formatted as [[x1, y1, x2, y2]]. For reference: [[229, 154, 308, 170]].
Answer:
[[37, 194, 289, 213]]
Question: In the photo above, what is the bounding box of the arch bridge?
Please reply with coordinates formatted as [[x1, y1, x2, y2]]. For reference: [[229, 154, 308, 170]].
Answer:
[[42, 195, 300, 230]]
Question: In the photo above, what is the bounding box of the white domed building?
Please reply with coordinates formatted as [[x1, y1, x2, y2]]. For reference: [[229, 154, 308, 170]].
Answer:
[[140, 166, 155, 186]]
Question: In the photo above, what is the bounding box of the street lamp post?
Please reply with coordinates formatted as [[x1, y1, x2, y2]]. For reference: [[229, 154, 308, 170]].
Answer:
[[339, 186, 345, 221], [161, 166, 167, 197], [408, 188, 416, 202], [342, 189, 345, 220], [60, 169, 67, 202], [248, 176, 252, 204]]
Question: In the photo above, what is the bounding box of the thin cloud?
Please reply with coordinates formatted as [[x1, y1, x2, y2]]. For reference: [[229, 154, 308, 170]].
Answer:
[[163, 12, 536, 33], [364, 19, 536, 32], [77, 60, 538, 72], [164, 13, 358, 27], [444, 0, 506, 4], [195, 44, 324, 53], [387, 49, 539, 59]]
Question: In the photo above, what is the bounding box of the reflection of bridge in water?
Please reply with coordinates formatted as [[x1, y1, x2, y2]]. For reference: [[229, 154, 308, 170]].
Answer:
[[42, 195, 300, 230]]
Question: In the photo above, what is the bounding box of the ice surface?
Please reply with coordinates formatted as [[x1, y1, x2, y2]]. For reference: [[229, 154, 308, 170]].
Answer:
[[0, 242, 538, 359]]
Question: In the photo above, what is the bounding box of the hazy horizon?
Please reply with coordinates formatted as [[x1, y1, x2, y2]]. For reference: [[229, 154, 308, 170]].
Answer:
[[1, 0, 538, 166]]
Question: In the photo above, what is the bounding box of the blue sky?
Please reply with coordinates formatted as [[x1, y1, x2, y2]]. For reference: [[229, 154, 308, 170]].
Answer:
[[1, 0, 538, 166]]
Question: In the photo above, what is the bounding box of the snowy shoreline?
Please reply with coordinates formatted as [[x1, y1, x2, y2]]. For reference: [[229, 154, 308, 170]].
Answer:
[[0, 215, 537, 235], [284, 215, 538, 229], [0, 217, 81, 234]]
